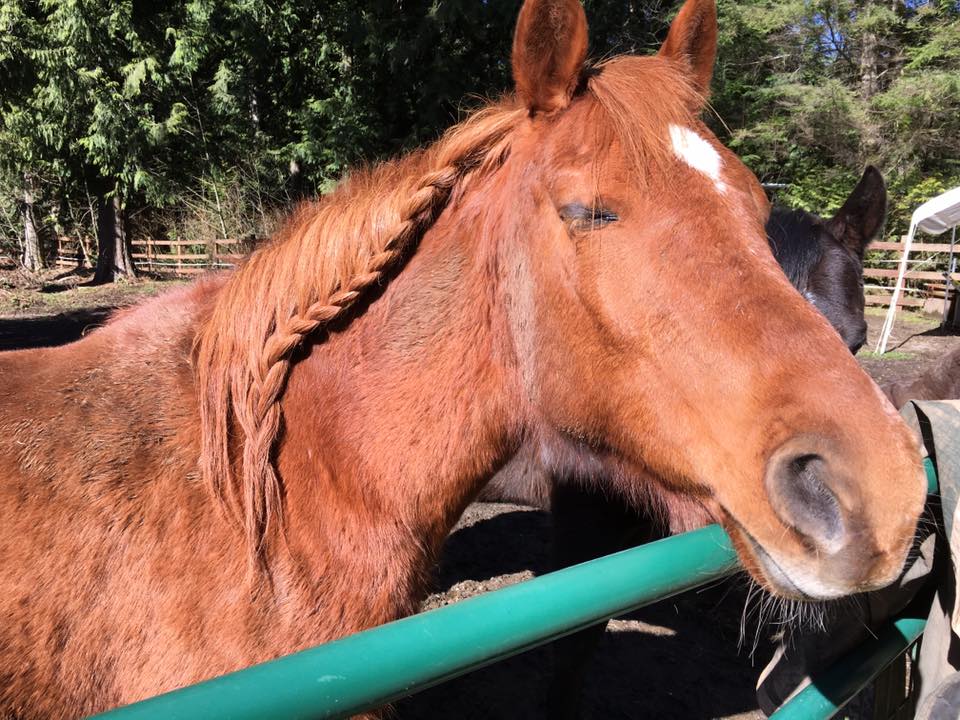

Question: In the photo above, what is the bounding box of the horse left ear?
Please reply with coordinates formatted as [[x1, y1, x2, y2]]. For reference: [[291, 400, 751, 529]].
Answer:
[[658, 0, 718, 98], [826, 166, 887, 256], [512, 0, 589, 114]]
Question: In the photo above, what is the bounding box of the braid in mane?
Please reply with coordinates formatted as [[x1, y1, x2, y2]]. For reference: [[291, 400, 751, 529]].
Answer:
[[194, 104, 523, 565]]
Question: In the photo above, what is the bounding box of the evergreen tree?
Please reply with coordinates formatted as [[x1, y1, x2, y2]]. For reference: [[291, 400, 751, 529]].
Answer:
[[1, 0, 957, 275]]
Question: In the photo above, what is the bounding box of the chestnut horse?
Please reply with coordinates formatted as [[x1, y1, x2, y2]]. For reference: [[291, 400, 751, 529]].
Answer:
[[0, 1, 923, 718]]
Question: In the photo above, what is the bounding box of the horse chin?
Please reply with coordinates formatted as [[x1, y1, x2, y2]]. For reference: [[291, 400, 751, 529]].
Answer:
[[746, 536, 852, 601]]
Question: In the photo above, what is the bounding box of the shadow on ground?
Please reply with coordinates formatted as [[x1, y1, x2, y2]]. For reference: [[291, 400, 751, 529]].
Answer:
[[398, 504, 769, 720], [0, 307, 114, 351]]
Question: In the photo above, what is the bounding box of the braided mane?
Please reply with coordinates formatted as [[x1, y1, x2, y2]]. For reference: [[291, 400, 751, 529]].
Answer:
[[194, 56, 699, 563], [194, 102, 524, 560]]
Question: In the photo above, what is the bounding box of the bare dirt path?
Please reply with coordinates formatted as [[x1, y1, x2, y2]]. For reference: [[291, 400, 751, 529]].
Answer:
[[858, 307, 960, 388], [0, 265, 183, 350]]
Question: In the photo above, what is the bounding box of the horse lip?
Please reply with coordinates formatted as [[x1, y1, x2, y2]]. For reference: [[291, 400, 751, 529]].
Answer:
[[742, 533, 814, 601], [728, 517, 848, 601]]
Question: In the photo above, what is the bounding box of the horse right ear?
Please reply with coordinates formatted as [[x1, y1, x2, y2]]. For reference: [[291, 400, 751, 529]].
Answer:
[[826, 166, 887, 256], [658, 0, 718, 97], [512, 0, 589, 114]]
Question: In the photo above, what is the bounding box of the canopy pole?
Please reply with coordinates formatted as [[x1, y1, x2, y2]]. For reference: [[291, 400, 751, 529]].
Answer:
[[945, 225, 957, 327], [876, 222, 917, 354]]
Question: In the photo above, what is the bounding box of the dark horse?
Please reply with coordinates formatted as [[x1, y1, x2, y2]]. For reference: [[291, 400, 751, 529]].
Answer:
[[767, 167, 886, 355], [480, 166, 889, 716], [0, 1, 921, 718]]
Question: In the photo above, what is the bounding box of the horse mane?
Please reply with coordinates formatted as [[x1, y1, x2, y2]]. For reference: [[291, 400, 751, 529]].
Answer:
[[193, 55, 700, 565], [766, 207, 824, 291]]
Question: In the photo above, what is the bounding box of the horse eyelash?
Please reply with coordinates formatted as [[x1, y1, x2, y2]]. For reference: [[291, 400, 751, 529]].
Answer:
[[560, 203, 619, 231]]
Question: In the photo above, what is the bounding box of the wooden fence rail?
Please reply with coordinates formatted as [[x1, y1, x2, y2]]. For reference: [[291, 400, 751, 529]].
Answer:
[[55, 237, 251, 275], [864, 234, 959, 315], [50, 233, 959, 315]]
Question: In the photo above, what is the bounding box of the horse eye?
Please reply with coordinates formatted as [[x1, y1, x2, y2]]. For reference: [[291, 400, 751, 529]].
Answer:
[[559, 203, 619, 231], [591, 209, 619, 226]]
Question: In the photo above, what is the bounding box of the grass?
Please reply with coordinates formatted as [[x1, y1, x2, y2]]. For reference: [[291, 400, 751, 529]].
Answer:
[[857, 349, 917, 361], [864, 306, 939, 326]]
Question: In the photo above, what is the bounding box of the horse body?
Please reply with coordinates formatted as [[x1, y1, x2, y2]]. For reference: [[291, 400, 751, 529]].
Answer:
[[882, 345, 960, 409], [0, 169, 522, 714], [0, 285, 323, 714], [0, 1, 924, 716], [0, 286, 238, 715]]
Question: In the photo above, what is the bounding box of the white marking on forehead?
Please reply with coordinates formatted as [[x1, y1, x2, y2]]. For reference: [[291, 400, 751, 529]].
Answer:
[[669, 124, 727, 194]]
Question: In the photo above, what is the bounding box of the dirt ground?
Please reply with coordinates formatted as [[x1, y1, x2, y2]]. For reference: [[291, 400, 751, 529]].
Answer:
[[2, 274, 957, 720], [857, 307, 960, 387]]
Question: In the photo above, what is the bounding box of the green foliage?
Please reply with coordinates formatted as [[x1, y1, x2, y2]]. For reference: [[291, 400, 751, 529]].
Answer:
[[0, 0, 958, 263], [712, 0, 960, 228]]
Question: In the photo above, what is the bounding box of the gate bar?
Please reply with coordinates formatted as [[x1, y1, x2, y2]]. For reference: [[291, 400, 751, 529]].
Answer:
[[91, 459, 937, 720], [92, 525, 739, 719], [769, 615, 927, 720]]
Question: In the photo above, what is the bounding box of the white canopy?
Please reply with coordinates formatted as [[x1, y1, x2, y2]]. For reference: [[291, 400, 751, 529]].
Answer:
[[914, 186, 960, 235], [876, 185, 960, 353]]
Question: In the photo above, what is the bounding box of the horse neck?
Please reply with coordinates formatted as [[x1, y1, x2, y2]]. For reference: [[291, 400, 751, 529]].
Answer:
[[271, 205, 525, 616]]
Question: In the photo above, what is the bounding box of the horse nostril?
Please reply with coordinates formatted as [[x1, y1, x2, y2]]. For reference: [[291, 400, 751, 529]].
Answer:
[[765, 451, 846, 553]]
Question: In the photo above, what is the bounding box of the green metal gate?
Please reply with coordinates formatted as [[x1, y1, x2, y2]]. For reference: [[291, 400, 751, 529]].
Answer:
[[90, 458, 938, 720]]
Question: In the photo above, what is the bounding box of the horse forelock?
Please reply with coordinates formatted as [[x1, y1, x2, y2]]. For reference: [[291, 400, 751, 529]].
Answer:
[[585, 56, 702, 182], [767, 208, 825, 291], [192, 53, 709, 567]]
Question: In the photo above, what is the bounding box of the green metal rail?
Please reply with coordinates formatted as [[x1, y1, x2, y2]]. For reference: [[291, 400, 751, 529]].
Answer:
[[92, 458, 938, 720], [770, 616, 927, 720]]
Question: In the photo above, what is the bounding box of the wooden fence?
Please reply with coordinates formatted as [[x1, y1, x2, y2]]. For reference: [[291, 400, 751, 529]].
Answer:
[[863, 236, 959, 312], [54, 237, 249, 275], [50, 233, 959, 315]]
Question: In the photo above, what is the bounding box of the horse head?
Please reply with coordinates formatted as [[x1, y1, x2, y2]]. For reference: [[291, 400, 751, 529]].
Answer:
[[768, 166, 887, 354], [498, 0, 921, 600]]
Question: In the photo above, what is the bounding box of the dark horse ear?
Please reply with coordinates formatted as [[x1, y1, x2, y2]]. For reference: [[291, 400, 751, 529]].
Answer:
[[512, 0, 589, 114], [826, 166, 887, 256], [658, 0, 718, 97]]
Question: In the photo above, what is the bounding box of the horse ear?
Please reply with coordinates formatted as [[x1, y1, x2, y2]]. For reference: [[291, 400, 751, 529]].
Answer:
[[826, 166, 887, 256], [512, 0, 589, 114], [658, 0, 718, 97]]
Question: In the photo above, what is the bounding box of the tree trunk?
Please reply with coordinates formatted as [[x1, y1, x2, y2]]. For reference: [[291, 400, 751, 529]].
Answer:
[[288, 157, 304, 200], [21, 173, 43, 272], [859, 28, 880, 101], [93, 193, 136, 284], [857, 0, 884, 154]]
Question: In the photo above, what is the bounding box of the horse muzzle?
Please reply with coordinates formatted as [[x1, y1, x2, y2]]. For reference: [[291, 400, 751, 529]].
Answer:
[[742, 434, 924, 600]]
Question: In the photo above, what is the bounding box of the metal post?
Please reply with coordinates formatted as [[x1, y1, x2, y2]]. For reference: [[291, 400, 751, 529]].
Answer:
[[945, 226, 957, 327], [877, 222, 918, 353]]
